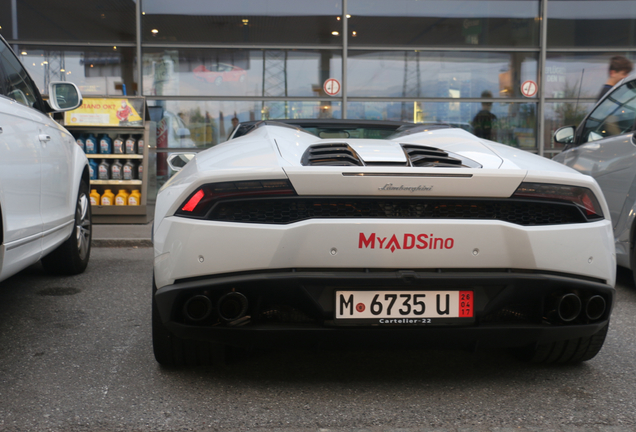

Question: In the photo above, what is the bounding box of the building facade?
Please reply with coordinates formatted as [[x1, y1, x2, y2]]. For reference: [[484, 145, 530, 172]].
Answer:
[[2, 0, 635, 168]]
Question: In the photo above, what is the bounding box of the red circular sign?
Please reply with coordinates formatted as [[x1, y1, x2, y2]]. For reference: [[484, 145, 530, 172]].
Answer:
[[324, 78, 341, 96], [521, 80, 538, 98], [356, 303, 365, 313]]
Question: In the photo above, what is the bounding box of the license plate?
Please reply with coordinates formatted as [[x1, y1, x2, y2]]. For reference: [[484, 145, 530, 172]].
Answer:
[[335, 290, 474, 325]]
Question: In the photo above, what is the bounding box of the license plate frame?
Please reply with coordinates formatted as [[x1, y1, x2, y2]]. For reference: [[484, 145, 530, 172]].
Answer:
[[334, 290, 474, 326]]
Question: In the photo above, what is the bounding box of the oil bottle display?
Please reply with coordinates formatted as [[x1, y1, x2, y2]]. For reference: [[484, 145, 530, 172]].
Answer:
[[65, 96, 154, 223]]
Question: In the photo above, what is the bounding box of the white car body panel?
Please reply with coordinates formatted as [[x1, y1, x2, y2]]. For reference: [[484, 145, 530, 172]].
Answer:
[[154, 217, 615, 290]]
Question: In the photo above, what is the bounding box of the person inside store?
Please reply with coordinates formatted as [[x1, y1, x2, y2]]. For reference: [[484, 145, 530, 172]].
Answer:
[[472, 90, 497, 140], [597, 55, 633, 101], [228, 116, 239, 139]]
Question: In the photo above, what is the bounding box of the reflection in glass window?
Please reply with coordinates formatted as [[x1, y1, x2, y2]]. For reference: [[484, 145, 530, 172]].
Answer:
[[348, 51, 537, 98], [348, 101, 537, 150], [148, 99, 342, 149], [545, 53, 636, 99], [143, 49, 342, 97], [0, 43, 39, 108], [11, 0, 135, 42], [580, 82, 636, 142], [142, 0, 342, 45], [544, 102, 595, 155], [18, 47, 137, 96], [348, 0, 540, 47], [548, 1, 636, 47]]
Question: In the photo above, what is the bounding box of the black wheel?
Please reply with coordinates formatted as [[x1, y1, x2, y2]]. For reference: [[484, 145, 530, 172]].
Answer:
[[152, 277, 224, 367], [514, 323, 609, 364], [41, 180, 91, 275]]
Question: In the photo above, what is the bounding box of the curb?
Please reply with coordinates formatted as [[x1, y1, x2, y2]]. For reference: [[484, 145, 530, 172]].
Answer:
[[92, 239, 153, 248]]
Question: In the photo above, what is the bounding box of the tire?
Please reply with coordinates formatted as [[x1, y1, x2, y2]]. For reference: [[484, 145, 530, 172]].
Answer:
[[152, 277, 224, 367], [41, 181, 91, 275], [514, 323, 609, 364]]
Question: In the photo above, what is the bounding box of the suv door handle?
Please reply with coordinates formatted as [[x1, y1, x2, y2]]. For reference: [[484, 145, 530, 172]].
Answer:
[[38, 134, 51, 142]]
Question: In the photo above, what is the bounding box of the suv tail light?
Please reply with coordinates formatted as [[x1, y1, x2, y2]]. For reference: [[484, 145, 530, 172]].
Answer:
[[512, 182, 604, 221], [175, 179, 296, 218]]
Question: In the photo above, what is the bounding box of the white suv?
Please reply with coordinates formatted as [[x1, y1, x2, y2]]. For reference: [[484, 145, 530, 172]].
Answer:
[[0, 36, 90, 282]]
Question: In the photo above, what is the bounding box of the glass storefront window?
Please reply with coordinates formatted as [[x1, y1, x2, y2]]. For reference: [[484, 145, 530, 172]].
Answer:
[[148, 99, 342, 149], [545, 52, 636, 100], [544, 101, 596, 156], [149, 99, 341, 186], [348, 101, 537, 150], [16, 47, 137, 96], [142, 0, 342, 45], [548, 1, 636, 47], [142, 49, 342, 97], [348, 51, 538, 98], [4, 1, 135, 42], [348, 0, 540, 47]]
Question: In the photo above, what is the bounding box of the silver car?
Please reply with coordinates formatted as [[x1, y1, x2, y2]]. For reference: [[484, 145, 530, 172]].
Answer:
[[553, 74, 636, 283]]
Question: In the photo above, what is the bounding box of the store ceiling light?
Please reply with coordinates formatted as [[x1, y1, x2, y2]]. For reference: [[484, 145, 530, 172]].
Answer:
[[21, 51, 27, 55], [151, 29, 159, 34], [332, 31, 339, 36]]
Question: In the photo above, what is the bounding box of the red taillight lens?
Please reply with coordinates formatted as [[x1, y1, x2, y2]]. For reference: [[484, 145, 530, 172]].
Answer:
[[176, 179, 296, 218], [181, 189, 205, 212], [512, 182, 604, 220]]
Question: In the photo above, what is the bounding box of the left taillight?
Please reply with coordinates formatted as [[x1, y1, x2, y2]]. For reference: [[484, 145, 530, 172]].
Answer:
[[511, 182, 604, 221], [175, 179, 296, 218]]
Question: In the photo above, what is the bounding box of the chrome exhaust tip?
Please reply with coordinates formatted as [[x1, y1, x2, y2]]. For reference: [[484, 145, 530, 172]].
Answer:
[[218, 292, 248, 322], [557, 293, 582, 322], [585, 295, 606, 321], [183, 295, 213, 321]]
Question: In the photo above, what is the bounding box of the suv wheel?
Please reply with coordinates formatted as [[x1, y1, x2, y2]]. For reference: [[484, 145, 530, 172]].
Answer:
[[41, 180, 91, 275]]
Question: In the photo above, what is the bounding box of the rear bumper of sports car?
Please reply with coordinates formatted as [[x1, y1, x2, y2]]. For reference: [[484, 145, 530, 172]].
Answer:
[[153, 216, 615, 349], [154, 269, 614, 350]]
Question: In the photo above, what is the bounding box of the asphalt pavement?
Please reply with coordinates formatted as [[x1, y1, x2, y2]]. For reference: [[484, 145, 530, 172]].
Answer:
[[0, 225, 634, 431]]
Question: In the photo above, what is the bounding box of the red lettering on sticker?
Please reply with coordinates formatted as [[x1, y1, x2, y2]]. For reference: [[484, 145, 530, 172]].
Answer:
[[386, 235, 402, 253], [358, 232, 454, 252], [359, 232, 376, 249]]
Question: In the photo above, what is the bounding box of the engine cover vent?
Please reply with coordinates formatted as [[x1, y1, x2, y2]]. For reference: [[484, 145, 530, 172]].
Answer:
[[401, 144, 481, 168], [301, 143, 363, 166]]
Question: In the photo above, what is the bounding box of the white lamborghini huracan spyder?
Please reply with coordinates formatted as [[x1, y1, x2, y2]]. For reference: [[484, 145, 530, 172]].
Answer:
[[152, 121, 615, 366]]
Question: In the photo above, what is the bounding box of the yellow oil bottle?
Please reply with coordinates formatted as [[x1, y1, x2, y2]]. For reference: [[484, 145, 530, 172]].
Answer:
[[101, 189, 115, 206], [89, 189, 101, 206], [128, 189, 141, 206], [115, 189, 130, 206]]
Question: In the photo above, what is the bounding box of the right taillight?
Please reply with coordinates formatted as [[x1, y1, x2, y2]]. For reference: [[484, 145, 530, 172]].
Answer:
[[175, 179, 296, 219], [512, 182, 604, 221]]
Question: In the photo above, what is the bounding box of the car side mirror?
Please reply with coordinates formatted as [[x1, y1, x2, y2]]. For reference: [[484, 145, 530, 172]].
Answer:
[[553, 126, 575, 145], [46, 82, 82, 112], [167, 152, 196, 172]]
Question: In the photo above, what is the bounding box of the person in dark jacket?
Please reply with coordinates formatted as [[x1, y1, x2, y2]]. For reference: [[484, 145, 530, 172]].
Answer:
[[472, 90, 497, 140], [597, 56, 633, 101]]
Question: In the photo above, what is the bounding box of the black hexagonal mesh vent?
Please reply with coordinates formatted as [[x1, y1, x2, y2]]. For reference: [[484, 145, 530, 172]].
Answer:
[[207, 198, 587, 226]]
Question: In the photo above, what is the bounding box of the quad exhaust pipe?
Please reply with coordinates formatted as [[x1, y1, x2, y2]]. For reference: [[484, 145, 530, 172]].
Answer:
[[551, 293, 607, 323]]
